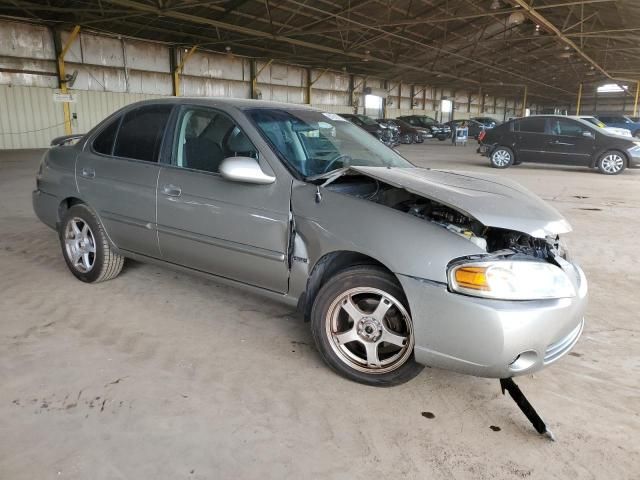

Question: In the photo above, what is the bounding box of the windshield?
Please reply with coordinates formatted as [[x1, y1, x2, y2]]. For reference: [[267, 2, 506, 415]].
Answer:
[[583, 117, 607, 128], [355, 115, 379, 126], [247, 108, 413, 178]]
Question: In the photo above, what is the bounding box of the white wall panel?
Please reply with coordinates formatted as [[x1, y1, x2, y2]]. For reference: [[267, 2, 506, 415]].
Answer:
[[125, 39, 170, 73], [0, 85, 64, 149], [0, 19, 55, 60]]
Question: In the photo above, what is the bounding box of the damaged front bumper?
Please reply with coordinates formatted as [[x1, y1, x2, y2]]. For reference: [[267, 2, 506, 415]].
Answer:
[[398, 262, 587, 378]]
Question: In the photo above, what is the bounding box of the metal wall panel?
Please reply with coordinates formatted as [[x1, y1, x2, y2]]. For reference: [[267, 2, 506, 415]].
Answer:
[[181, 76, 250, 98], [125, 38, 170, 73], [0, 19, 55, 59], [0, 85, 64, 149], [182, 51, 246, 81]]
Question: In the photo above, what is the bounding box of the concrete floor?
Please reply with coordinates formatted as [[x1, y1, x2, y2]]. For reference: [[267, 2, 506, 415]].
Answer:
[[1, 144, 638, 480]]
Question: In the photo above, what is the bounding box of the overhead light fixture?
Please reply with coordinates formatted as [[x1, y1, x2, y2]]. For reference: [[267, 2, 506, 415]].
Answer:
[[490, 0, 501, 10], [534, 24, 541, 35], [507, 11, 525, 26], [363, 50, 370, 62]]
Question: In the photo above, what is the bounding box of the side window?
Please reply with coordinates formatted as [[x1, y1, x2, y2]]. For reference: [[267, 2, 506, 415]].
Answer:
[[113, 104, 173, 162], [550, 119, 584, 136], [92, 117, 120, 155], [518, 117, 546, 133], [174, 107, 257, 174]]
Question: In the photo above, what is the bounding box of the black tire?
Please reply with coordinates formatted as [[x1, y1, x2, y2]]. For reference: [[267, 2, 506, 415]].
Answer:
[[58, 204, 124, 283], [310, 266, 423, 387], [437, 134, 447, 141], [490, 146, 515, 168], [596, 150, 626, 175]]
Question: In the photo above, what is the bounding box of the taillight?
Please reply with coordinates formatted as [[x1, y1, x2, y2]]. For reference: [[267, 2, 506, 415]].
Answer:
[[478, 130, 486, 142]]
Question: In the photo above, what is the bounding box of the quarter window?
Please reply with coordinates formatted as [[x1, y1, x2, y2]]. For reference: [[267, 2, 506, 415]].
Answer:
[[174, 107, 257, 174], [92, 117, 120, 155], [113, 104, 173, 162]]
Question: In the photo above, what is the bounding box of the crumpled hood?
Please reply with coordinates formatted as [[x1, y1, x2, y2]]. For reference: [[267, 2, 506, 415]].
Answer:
[[351, 166, 571, 238]]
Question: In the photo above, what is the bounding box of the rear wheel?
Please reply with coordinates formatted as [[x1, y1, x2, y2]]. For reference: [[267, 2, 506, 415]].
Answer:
[[596, 151, 626, 175], [59, 204, 124, 283], [311, 266, 422, 387], [490, 147, 514, 168]]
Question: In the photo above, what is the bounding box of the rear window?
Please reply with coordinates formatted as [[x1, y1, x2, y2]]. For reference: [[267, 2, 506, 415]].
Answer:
[[113, 104, 173, 162]]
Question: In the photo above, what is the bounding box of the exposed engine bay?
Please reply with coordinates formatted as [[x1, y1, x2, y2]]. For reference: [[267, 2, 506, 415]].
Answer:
[[325, 175, 566, 261]]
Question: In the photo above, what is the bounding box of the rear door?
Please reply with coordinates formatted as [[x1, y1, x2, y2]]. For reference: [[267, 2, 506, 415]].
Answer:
[[515, 117, 554, 163], [545, 118, 595, 165], [76, 104, 173, 258], [156, 105, 290, 293]]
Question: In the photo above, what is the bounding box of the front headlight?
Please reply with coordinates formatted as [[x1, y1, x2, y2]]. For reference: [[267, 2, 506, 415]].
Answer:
[[448, 261, 576, 300]]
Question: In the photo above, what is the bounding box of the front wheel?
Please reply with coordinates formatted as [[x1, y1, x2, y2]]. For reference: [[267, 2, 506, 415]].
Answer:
[[596, 151, 626, 175], [490, 147, 514, 168], [310, 266, 422, 387], [59, 204, 125, 283]]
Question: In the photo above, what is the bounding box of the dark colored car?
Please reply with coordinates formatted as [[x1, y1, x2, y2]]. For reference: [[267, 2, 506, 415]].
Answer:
[[471, 117, 500, 129], [338, 113, 395, 144], [445, 119, 485, 139], [377, 118, 424, 144], [595, 114, 640, 137], [478, 115, 640, 175], [397, 115, 451, 141]]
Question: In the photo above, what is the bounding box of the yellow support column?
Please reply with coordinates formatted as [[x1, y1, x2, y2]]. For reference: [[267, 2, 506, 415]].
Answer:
[[58, 25, 81, 135], [251, 59, 273, 99], [173, 45, 198, 97], [633, 80, 640, 117], [521, 85, 528, 117], [576, 83, 583, 115]]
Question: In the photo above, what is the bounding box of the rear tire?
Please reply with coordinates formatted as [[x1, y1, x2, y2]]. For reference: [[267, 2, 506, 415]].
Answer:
[[310, 266, 423, 387], [596, 150, 626, 175], [59, 204, 124, 283], [490, 146, 514, 168]]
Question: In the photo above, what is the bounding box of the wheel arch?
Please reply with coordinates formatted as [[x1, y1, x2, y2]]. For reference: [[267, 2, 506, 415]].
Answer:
[[299, 250, 400, 322], [57, 196, 86, 224], [590, 148, 628, 168]]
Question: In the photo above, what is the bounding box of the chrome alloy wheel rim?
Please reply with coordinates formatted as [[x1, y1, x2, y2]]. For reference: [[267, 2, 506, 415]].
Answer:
[[64, 217, 96, 273], [601, 153, 624, 173], [326, 287, 414, 374], [492, 149, 511, 166]]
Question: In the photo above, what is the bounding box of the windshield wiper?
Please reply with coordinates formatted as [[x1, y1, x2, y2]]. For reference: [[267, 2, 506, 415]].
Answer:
[[305, 167, 351, 186]]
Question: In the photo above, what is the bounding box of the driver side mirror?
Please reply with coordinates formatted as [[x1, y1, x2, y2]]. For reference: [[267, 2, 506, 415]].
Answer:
[[219, 156, 275, 185]]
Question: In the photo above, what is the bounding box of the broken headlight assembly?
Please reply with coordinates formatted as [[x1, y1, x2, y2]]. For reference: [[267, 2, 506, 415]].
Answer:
[[448, 260, 576, 300]]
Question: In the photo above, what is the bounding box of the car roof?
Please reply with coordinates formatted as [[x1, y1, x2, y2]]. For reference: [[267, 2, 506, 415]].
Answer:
[[123, 96, 324, 111]]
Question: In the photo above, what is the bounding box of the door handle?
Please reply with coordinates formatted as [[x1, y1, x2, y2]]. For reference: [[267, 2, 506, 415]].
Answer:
[[81, 167, 95, 179], [549, 140, 573, 146], [162, 184, 182, 197]]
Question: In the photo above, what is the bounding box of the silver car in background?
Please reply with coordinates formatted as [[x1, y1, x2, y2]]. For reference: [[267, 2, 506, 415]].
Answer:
[[33, 99, 587, 386]]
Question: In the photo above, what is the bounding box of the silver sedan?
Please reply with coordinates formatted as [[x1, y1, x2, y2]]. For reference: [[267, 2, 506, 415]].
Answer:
[[33, 98, 587, 387]]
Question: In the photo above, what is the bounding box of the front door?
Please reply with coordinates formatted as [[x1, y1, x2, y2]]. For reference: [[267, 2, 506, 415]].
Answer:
[[76, 104, 174, 258], [156, 106, 290, 293], [545, 118, 595, 166]]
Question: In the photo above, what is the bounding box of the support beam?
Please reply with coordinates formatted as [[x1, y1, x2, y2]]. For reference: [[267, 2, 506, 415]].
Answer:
[[522, 85, 528, 117], [576, 82, 583, 115], [634, 81, 640, 117], [57, 25, 81, 135], [307, 68, 329, 105], [173, 45, 197, 97], [252, 59, 273, 100]]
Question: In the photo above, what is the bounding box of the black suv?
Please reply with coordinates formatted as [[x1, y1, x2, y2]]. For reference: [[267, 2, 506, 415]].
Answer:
[[396, 115, 451, 141], [478, 115, 640, 175]]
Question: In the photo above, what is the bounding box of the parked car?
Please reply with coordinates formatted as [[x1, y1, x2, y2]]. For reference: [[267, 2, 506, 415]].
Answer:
[[579, 116, 632, 137], [478, 115, 640, 174], [445, 119, 485, 139], [377, 118, 424, 144], [471, 117, 500, 129], [629, 116, 640, 123], [595, 114, 640, 137], [397, 115, 451, 140], [338, 113, 396, 145], [34, 99, 587, 387]]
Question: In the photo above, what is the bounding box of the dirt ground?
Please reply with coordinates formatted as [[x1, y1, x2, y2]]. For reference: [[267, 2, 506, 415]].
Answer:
[[1, 144, 638, 479]]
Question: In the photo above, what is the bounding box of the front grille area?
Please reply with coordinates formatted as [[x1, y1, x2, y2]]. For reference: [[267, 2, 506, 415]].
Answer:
[[544, 319, 584, 364]]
